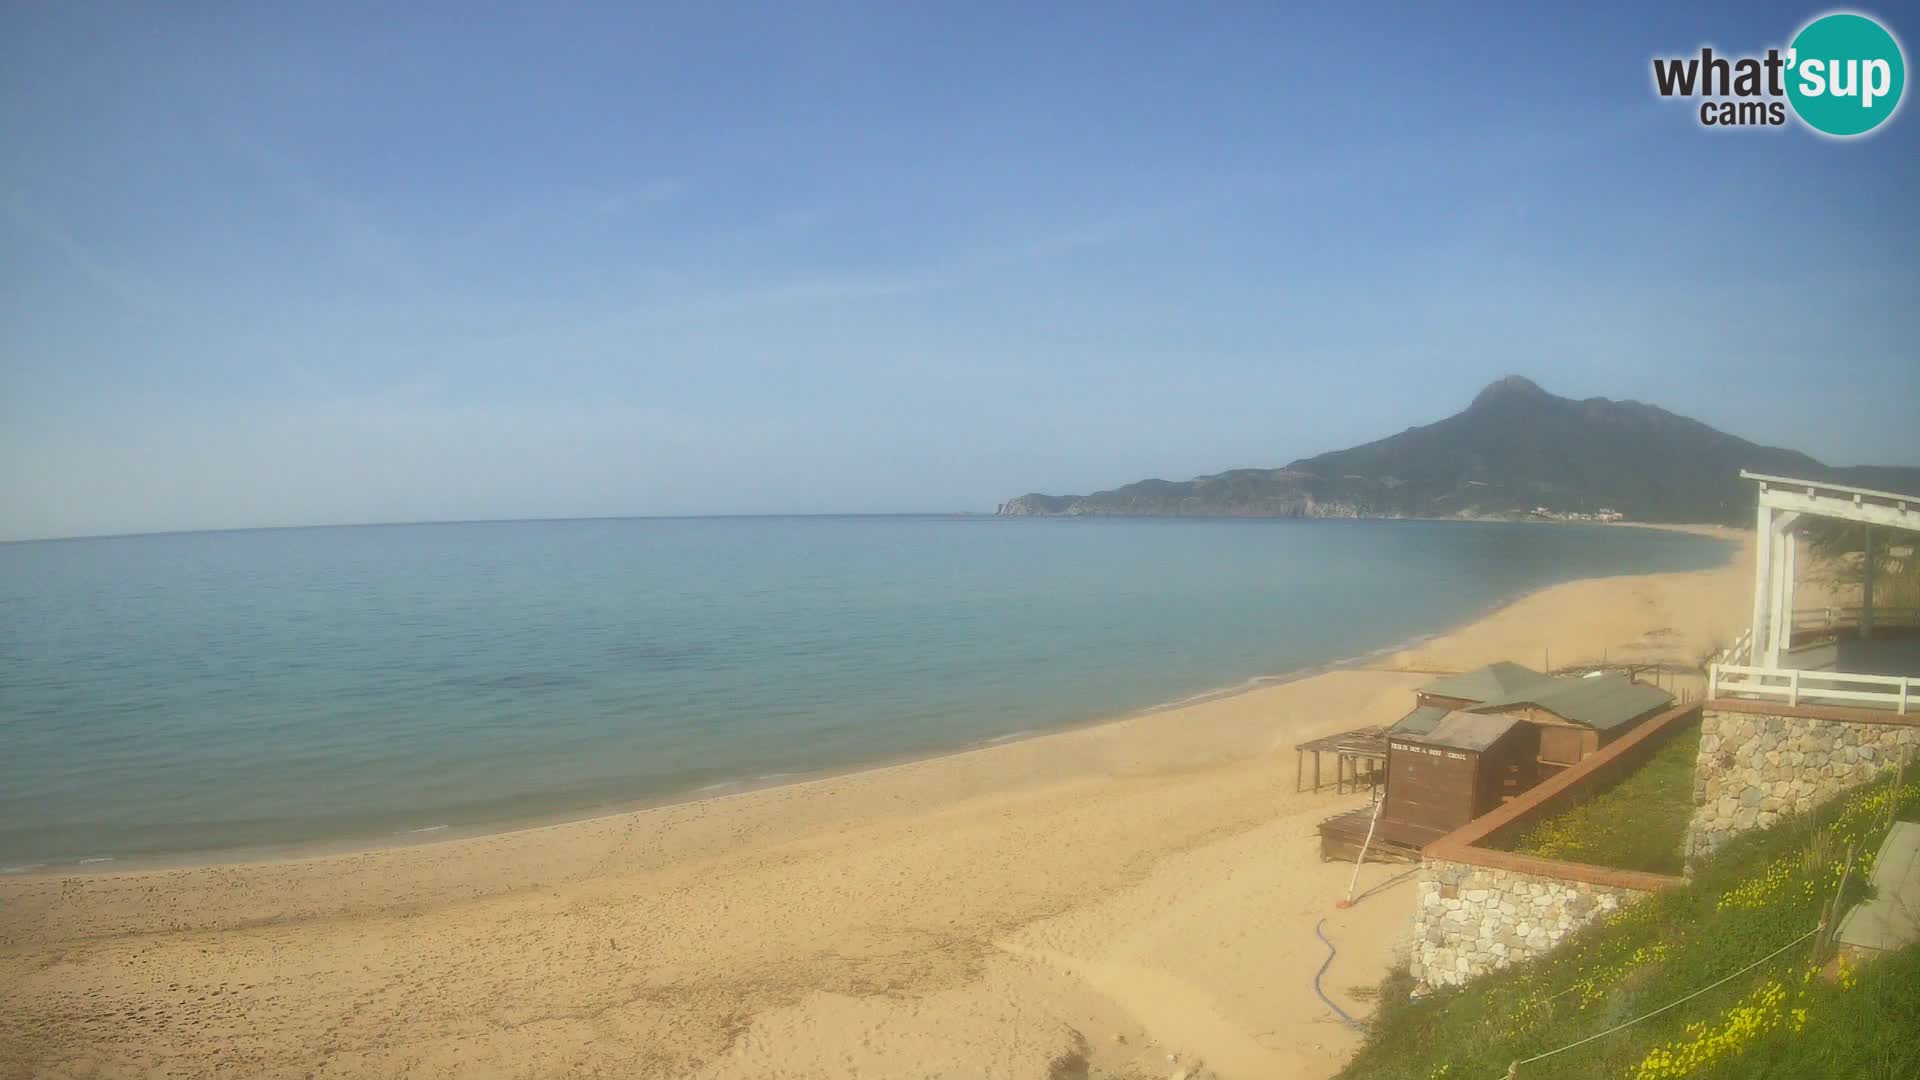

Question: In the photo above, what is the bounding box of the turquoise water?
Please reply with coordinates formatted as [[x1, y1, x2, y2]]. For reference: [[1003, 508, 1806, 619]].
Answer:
[[0, 517, 1729, 868]]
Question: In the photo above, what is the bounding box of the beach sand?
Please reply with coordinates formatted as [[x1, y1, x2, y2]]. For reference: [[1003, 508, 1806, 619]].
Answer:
[[0, 526, 1751, 1080]]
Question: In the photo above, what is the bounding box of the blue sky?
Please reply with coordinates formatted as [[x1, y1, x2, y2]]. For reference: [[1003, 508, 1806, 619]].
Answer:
[[2, 2, 1916, 540]]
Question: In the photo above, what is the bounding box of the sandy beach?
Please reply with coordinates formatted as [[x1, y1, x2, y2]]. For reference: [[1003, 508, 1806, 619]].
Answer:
[[0, 525, 1752, 1080]]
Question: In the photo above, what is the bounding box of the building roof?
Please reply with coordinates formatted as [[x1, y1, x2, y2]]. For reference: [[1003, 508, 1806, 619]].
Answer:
[[1394, 710, 1522, 753], [1475, 672, 1673, 731], [1389, 703, 1450, 736], [1417, 661, 1557, 704]]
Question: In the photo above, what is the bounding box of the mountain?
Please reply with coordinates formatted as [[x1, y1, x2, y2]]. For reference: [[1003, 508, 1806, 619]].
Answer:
[[997, 376, 1920, 524]]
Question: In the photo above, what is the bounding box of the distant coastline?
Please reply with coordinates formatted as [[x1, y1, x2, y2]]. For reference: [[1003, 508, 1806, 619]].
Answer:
[[997, 376, 1920, 526]]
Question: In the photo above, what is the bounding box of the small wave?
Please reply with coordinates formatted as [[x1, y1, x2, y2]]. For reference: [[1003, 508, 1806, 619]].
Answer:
[[753, 772, 794, 782], [404, 824, 449, 834], [982, 730, 1034, 745], [1, 863, 48, 874], [446, 671, 589, 692], [1146, 677, 1268, 713], [694, 780, 743, 794], [76, 856, 114, 865]]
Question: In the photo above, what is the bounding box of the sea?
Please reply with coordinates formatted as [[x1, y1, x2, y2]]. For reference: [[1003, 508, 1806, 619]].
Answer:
[[0, 516, 1730, 870]]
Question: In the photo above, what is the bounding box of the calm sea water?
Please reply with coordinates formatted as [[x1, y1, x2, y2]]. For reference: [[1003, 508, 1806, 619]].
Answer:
[[0, 517, 1728, 868]]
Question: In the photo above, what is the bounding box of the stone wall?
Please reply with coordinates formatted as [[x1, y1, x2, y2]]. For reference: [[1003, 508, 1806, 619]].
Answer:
[[1411, 859, 1648, 989], [1406, 702, 1696, 991], [1687, 704, 1920, 864]]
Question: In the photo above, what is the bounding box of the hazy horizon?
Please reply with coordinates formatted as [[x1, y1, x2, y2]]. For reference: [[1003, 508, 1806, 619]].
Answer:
[[5, 3, 1917, 542], [1, 370, 1913, 545]]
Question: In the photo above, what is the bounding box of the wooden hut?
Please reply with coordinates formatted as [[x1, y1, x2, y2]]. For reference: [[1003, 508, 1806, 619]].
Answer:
[[1408, 664, 1672, 773], [1316, 663, 1675, 860], [1466, 672, 1674, 776], [1376, 711, 1539, 848], [1411, 661, 1560, 712]]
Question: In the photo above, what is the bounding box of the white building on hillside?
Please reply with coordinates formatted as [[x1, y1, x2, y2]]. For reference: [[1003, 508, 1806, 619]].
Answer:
[[1710, 471, 1920, 713]]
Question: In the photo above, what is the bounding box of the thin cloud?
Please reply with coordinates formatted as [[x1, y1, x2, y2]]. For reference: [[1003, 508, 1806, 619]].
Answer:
[[597, 178, 687, 216], [458, 178, 690, 247], [0, 188, 168, 315], [226, 136, 416, 284]]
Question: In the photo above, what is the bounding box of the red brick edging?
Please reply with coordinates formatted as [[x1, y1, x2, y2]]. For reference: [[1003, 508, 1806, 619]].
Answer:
[[1704, 697, 1919, 727]]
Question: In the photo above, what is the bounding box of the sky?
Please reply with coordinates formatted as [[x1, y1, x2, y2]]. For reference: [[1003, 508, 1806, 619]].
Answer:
[[2, 2, 1916, 541]]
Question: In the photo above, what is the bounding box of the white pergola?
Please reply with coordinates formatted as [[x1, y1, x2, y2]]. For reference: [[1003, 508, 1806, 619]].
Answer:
[[1745, 470, 1920, 671]]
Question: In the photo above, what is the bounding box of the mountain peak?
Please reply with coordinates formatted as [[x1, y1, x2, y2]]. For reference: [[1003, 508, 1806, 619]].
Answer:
[[1471, 375, 1551, 406], [997, 378, 1920, 524]]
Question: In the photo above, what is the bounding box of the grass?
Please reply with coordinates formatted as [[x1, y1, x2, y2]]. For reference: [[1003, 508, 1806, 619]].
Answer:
[[1338, 768, 1920, 1080], [1495, 726, 1701, 876]]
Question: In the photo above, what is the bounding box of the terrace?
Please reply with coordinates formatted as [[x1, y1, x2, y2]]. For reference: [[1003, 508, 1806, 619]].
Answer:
[[1709, 472, 1920, 715]]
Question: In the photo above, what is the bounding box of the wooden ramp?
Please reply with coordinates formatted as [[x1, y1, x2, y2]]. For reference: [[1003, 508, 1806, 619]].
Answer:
[[1316, 805, 1423, 864]]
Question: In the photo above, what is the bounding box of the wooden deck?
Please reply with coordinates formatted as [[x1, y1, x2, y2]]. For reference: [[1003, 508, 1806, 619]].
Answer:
[[1316, 804, 1424, 863], [1294, 726, 1389, 793]]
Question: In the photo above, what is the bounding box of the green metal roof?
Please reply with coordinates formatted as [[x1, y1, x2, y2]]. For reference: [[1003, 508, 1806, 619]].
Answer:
[[1473, 672, 1673, 731], [1417, 661, 1557, 703], [1396, 710, 1523, 752], [1389, 703, 1450, 736]]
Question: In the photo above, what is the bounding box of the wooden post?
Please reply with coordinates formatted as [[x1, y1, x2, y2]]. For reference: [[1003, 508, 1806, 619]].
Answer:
[[1296, 749, 1305, 793], [1313, 751, 1322, 793], [1888, 756, 1908, 831], [1818, 841, 1860, 962]]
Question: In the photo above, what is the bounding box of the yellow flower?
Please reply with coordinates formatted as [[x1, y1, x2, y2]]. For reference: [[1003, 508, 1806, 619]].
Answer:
[[1630, 974, 1813, 1079]]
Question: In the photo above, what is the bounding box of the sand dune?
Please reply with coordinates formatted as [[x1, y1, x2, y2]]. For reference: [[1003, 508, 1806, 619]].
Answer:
[[0, 526, 1750, 1080]]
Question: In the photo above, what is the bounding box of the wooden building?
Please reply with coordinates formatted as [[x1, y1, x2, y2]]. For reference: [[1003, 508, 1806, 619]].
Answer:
[[1401, 664, 1671, 773], [1411, 661, 1560, 713], [1466, 671, 1673, 776], [1376, 712, 1538, 848], [1318, 663, 1674, 860]]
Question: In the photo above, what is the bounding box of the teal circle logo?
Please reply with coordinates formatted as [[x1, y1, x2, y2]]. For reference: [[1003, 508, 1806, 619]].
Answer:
[[1786, 13, 1906, 136]]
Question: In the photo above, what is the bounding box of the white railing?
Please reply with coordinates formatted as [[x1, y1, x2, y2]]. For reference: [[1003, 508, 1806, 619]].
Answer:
[[1708, 663, 1915, 715], [1717, 628, 1754, 666]]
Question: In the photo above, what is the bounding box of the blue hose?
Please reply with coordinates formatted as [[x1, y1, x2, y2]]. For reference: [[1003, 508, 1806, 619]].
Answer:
[[1314, 918, 1368, 1032]]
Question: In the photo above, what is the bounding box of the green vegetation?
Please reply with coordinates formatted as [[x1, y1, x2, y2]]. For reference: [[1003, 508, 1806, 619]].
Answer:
[[1498, 727, 1700, 876], [1001, 376, 1920, 524], [1339, 771, 1920, 1080]]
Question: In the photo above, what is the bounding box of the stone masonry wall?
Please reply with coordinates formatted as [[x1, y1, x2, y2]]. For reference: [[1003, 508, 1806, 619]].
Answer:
[[1687, 706, 1920, 864], [1411, 859, 1647, 989]]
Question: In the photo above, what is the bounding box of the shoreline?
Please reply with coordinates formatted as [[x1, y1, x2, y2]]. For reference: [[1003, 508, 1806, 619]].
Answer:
[[0, 510, 1737, 548], [3, 522, 1740, 880], [0, 524, 1754, 1080], [0, 641, 1428, 879]]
